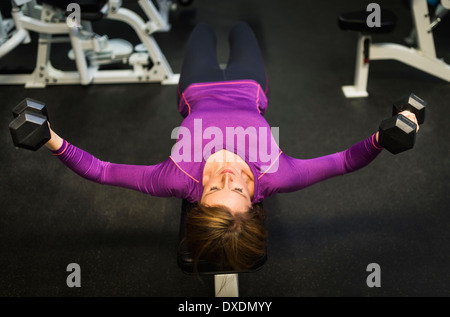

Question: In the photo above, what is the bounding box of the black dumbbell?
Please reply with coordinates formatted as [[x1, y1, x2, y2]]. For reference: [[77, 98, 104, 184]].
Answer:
[[378, 93, 426, 154], [9, 98, 50, 151]]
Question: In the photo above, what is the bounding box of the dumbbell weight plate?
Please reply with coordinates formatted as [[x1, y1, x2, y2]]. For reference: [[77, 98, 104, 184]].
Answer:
[[379, 114, 417, 154], [12, 98, 49, 119], [392, 93, 426, 125], [9, 111, 51, 151]]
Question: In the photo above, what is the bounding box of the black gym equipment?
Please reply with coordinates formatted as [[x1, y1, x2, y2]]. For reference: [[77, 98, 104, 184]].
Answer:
[[9, 98, 50, 151], [338, 8, 398, 34], [392, 93, 425, 125], [338, 1, 450, 98], [378, 93, 426, 154], [177, 0, 194, 6]]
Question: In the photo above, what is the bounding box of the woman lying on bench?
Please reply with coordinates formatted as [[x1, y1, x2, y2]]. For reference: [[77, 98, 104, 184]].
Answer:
[[44, 22, 419, 273]]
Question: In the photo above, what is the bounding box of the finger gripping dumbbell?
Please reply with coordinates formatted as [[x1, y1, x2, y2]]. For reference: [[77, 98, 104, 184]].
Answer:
[[378, 93, 426, 154], [9, 98, 50, 151]]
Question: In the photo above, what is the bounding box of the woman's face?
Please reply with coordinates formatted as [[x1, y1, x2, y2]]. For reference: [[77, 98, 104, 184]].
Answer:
[[201, 165, 252, 214]]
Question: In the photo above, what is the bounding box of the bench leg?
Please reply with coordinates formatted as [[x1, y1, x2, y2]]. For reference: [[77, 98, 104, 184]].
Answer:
[[342, 33, 370, 98], [214, 274, 239, 297]]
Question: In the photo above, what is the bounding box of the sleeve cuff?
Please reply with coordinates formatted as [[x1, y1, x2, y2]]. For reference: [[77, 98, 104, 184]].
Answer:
[[371, 133, 383, 150], [51, 139, 69, 156]]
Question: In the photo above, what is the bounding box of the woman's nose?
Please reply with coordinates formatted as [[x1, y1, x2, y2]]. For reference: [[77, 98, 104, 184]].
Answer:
[[221, 173, 233, 187]]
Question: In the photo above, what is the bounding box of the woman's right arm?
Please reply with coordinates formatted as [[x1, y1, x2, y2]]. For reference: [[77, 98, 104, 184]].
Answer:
[[44, 127, 187, 198]]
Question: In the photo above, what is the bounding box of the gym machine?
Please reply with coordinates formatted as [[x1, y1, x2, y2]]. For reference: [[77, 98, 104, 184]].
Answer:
[[339, 0, 450, 98], [0, 0, 182, 87]]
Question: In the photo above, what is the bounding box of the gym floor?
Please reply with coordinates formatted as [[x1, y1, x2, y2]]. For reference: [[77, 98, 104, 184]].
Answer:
[[0, 0, 449, 297]]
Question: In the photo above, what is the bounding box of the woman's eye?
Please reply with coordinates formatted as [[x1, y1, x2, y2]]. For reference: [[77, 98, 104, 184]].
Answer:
[[208, 187, 243, 193]]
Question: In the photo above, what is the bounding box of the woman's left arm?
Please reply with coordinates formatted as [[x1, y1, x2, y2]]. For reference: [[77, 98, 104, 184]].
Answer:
[[268, 133, 383, 196], [278, 110, 420, 193]]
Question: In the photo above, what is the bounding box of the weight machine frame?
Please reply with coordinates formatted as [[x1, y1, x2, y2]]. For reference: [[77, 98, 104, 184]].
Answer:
[[0, 0, 180, 88], [342, 0, 450, 98]]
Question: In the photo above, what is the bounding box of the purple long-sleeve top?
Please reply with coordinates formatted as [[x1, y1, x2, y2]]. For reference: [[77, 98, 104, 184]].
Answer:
[[51, 80, 383, 203]]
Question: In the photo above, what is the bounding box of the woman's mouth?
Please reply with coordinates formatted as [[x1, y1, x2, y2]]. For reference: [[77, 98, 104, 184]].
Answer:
[[220, 169, 234, 175]]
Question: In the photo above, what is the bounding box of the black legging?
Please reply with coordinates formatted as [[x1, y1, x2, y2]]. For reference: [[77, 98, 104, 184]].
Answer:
[[178, 22, 269, 98]]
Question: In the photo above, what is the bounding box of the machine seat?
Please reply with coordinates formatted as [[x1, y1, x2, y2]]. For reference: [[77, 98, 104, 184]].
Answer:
[[338, 8, 397, 34], [38, 0, 108, 21]]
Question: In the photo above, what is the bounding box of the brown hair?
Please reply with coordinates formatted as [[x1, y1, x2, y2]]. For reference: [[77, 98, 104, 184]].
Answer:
[[184, 203, 267, 273]]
